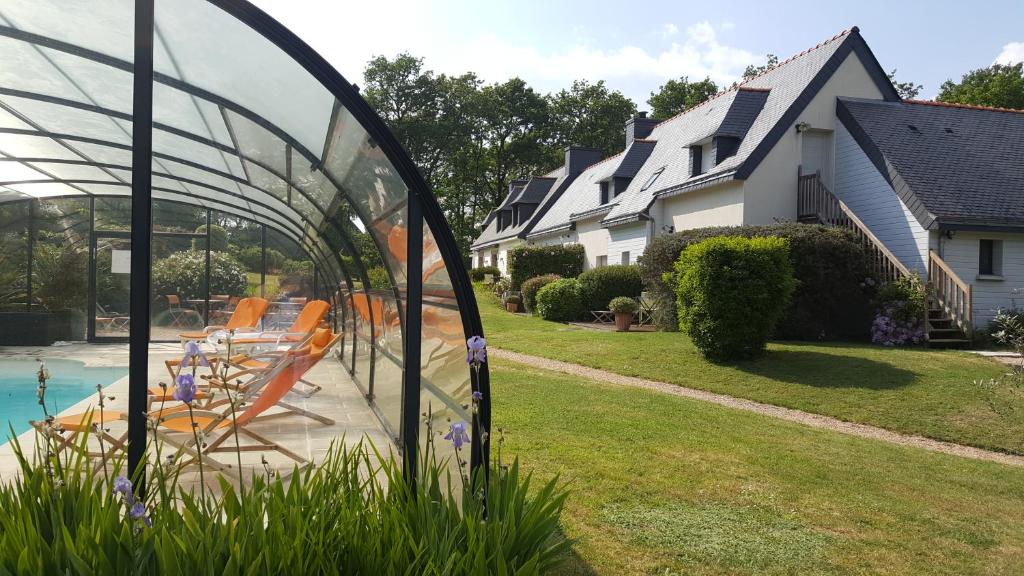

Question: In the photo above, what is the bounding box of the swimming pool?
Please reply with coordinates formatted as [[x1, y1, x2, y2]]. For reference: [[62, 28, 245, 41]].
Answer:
[[0, 359, 127, 437]]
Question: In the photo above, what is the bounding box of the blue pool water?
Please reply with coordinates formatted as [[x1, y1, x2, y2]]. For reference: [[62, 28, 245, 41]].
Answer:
[[0, 359, 127, 437]]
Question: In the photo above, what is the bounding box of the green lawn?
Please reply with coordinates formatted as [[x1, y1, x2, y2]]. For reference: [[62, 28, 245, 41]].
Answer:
[[493, 359, 1024, 575], [476, 285, 1024, 454]]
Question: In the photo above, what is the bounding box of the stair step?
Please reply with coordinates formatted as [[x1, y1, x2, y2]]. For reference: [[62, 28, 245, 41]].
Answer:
[[928, 327, 962, 334]]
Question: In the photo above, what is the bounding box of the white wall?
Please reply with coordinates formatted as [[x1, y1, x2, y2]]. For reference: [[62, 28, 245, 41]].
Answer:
[[743, 50, 886, 225], [833, 123, 931, 274], [528, 229, 578, 247], [607, 223, 649, 265], [657, 181, 744, 233], [940, 232, 1024, 328], [575, 216, 610, 270]]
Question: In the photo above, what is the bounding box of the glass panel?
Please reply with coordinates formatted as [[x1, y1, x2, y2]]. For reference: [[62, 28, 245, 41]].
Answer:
[[0, 201, 29, 313], [151, 234, 206, 341], [94, 236, 131, 339], [32, 198, 90, 341]]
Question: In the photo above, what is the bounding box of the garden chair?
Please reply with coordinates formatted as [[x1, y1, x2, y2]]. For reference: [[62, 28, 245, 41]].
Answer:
[[29, 411, 127, 475], [157, 343, 336, 477], [226, 299, 330, 349], [216, 327, 340, 402], [165, 295, 196, 328], [95, 304, 130, 331], [178, 296, 269, 345]]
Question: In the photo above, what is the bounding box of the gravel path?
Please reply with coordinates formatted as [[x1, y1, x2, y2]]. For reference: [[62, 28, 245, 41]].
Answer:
[[493, 347, 1024, 467]]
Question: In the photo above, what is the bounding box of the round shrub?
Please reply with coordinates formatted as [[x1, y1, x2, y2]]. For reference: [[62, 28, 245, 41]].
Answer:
[[152, 250, 247, 302], [535, 278, 584, 322], [608, 296, 637, 314], [469, 266, 501, 282], [577, 265, 643, 312], [367, 266, 391, 288], [521, 274, 561, 311], [673, 236, 796, 361]]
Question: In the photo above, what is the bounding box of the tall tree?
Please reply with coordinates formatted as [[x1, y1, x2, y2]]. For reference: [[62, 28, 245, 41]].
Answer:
[[887, 69, 923, 99], [548, 80, 636, 156], [938, 63, 1024, 110], [646, 76, 718, 119]]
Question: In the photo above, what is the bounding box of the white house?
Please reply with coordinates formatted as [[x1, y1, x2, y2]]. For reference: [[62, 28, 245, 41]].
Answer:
[[470, 26, 1024, 335]]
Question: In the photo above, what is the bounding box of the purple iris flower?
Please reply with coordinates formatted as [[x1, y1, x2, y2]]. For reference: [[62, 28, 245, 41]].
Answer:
[[444, 421, 471, 449], [472, 391, 483, 402], [180, 340, 210, 368], [113, 475, 132, 497], [173, 373, 198, 404], [466, 336, 487, 365], [130, 501, 146, 519]]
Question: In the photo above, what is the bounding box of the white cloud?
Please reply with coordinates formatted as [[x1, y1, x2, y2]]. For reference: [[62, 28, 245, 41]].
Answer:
[[250, 2, 755, 105], [994, 42, 1024, 65], [661, 23, 679, 39]]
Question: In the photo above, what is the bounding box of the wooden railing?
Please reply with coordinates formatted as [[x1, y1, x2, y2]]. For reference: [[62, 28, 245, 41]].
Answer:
[[797, 172, 910, 284], [928, 250, 973, 336]]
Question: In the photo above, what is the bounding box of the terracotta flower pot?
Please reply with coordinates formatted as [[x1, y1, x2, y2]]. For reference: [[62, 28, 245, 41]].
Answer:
[[506, 302, 519, 313], [614, 312, 632, 331]]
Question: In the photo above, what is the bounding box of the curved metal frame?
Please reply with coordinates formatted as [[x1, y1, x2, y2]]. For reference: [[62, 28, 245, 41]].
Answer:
[[0, 0, 488, 488]]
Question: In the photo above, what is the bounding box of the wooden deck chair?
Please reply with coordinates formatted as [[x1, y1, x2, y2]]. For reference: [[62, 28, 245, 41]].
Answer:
[[155, 346, 329, 478], [178, 296, 269, 343], [29, 410, 127, 475], [218, 327, 340, 401]]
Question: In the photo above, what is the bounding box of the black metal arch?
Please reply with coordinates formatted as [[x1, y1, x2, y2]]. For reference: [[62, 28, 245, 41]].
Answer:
[[0, 0, 488, 488], [209, 0, 491, 477]]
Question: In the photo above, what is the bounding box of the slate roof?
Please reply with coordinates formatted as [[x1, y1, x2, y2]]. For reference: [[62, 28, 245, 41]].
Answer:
[[837, 97, 1024, 231], [471, 170, 569, 248], [529, 140, 655, 236], [603, 26, 899, 226]]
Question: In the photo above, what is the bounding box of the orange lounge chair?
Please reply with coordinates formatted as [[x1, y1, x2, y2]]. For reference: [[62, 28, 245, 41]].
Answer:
[[157, 342, 334, 477], [217, 327, 341, 402], [178, 296, 269, 343], [228, 299, 331, 348]]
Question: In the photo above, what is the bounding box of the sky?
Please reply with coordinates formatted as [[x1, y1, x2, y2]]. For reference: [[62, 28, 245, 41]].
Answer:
[[251, 0, 1024, 107]]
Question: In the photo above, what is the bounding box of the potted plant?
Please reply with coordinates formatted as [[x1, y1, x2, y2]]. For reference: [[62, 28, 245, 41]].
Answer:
[[609, 296, 637, 332], [505, 294, 522, 313]]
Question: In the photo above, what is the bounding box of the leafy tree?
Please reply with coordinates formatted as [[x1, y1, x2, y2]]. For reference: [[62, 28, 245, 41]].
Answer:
[[938, 63, 1024, 110], [887, 69, 923, 100], [647, 76, 718, 119], [548, 79, 636, 154], [742, 54, 779, 81]]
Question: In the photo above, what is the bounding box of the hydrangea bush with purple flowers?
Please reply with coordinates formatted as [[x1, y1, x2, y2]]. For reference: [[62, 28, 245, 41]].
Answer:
[[871, 275, 928, 346]]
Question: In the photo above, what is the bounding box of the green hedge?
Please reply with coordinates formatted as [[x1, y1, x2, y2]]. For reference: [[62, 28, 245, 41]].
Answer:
[[640, 224, 873, 339], [521, 274, 561, 312], [577, 265, 643, 312], [470, 266, 501, 282], [152, 250, 247, 303], [673, 236, 796, 361], [508, 245, 584, 289], [535, 278, 584, 322]]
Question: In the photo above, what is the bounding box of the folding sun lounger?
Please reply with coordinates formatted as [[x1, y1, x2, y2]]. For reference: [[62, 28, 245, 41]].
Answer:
[[178, 296, 269, 344]]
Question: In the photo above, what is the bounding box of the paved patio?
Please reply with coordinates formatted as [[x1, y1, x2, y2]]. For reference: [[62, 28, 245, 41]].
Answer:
[[0, 342, 393, 490]]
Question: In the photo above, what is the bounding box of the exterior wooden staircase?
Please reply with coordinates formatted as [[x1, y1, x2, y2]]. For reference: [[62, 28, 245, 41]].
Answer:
[[797, 172, 973, 346]]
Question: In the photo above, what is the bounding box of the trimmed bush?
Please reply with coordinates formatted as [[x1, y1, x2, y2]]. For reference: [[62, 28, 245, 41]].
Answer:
[[470, 266, 501, 282], [577, 265, 643, 312], [673, 236, 796, 361], [367, 266, 391, 289], [535, 278, 584, 322], [641, 224, 872, 339], [521, 274, 561, 312], [153, 250, 247, 303], [508, 245, 584, 289], [608, 296, 637, 314]]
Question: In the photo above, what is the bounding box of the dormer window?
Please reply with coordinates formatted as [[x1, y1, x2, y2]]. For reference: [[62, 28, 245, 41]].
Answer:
[[599, 181, 610, 204], [689, 145, 702, 177]]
